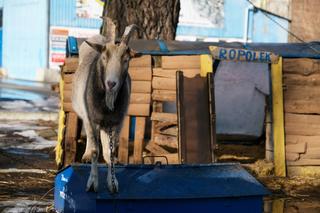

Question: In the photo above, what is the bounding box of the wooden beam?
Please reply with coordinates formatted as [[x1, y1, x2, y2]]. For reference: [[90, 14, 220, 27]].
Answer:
[[200, 54, 213, 77], [63, 74, 74, 84], [133, 117, 146, 164], [129, 55, 152, 67], [56, 79, 66, 167], [152, 68, 199, 78], [64, 112, 79, 166], [162, 55, 200, 69], [151, 112, 177, 123], [272, 57, 286, 177], [152, 77, 176, 90], [129, 67, 152, 81], [152, 90, 176, 102], [130, 93, 151, 104], [127, 104, 150, 116], [131, 81, 151, 93], [118, 116, 130, 164]]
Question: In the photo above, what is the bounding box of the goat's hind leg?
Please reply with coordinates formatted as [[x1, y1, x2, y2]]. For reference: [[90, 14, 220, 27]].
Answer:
[[100, 129, 119, 193]]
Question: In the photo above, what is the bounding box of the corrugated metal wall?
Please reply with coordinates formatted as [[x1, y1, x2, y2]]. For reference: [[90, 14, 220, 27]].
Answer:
[[50, 0, 102, 28], [176, 0, 289, 42], [3, 0, 49, 80]]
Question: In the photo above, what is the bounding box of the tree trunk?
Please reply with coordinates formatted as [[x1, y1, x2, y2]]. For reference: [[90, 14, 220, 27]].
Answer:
[[101, 0, 180, 40]]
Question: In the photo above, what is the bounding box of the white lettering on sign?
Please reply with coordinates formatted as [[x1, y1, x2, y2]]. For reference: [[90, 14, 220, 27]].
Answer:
[[209, 46, 279, 64]]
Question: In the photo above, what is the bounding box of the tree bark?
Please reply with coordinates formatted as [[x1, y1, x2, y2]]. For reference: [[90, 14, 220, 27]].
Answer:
[[101, 0, 180, 40]]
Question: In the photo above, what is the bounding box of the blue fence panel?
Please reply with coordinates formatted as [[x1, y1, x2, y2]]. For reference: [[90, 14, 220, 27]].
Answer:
[[3, 0, 48, 80]]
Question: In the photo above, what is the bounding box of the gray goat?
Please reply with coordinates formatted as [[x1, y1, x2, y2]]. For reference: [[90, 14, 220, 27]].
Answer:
[[72, 25, 137, 193]]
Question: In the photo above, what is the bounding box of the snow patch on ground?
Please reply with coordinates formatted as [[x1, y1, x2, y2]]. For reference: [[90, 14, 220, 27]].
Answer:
[[0, 122, 47, 131], [0, 168, 48, 174], [11, 130, 56, 149], [0, 200, 52, 213]]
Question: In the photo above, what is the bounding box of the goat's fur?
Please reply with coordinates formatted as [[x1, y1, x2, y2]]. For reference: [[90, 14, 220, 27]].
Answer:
[[72, 25, 136, 193]]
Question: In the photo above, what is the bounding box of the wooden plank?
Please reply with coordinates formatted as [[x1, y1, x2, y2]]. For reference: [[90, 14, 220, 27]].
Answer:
[[285, 99, 320, 114], [154, 134, 178, 149], [64, 91, 72, 103], [286, 143, 307, 154], [283, 58, 319, 75], [283, 73, 320, 86], [300, 148, 320, 159], [131, 81, 151, 93], [133, 117, 146, 164], [63, 102, 74, 112], [152, 77, 176, 90], [130, 93, 151, 104], [63, 74, 74, 84], [151, 112, 177, 123], [152, 90, 176, 102], [271, 57, 286, 177], [285, 123, 320, 136], [129, 67, 152, 81], [287, 159, 320, 166], [286, 135, 320, 145], [127, 104, 150, 116], [118, 116, 130, 164], [285, 113, 320, 136], [284, 85, 320, 101], [145, 142, 170, 155], [153, 68, 199, 78], [129, 55, 152, 67], [64, 83, 72, 92], [64, 112, 79, 166], [200, 54, 213, 77], [63, 58, 79, 73], [162, 55, 200, 69], [156, 124, 177, 137], [285, 113, 320, 125], [286, 153, 300, 161]]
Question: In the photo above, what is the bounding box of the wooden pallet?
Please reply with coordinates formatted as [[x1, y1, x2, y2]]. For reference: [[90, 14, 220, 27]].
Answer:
[[57, 55, 152, 167]]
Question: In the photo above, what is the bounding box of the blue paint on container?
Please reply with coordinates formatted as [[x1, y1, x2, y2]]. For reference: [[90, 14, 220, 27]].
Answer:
[[54, 163, 269, 212]]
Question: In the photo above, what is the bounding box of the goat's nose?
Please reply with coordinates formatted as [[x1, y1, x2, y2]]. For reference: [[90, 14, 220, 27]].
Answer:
[[107, 81, 117, 89]]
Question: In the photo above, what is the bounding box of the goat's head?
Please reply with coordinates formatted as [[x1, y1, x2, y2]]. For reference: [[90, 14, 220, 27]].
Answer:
[[86, 25, 138, 110]]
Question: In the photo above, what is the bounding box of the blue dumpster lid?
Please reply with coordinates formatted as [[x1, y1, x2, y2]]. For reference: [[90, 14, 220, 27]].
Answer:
[[56, 163, 269, 200]]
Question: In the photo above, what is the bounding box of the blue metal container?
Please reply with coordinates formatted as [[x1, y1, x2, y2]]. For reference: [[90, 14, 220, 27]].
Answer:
[[54, 163, 269, 212]]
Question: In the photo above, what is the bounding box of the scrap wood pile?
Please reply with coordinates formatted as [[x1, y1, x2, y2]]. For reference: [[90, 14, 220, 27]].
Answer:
[[57, 54, 203, 166]]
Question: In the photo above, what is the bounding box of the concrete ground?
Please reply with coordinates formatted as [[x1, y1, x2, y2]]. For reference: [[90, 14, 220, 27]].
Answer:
[[0, 78, 58, 212]]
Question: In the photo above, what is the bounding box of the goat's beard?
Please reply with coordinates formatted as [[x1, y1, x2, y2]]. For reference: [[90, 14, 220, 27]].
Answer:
[[105, 90, 118, 111]]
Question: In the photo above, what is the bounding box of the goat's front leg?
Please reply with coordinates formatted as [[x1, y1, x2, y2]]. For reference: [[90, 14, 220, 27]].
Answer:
[[100, 129, 119, 193], [82, 122, 100, 192]]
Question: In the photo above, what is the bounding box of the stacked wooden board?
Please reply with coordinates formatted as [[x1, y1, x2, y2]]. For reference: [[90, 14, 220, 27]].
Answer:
[[283, 58, 320, 166], [146, 55, 201, 164], [59, 55, 152, 167]]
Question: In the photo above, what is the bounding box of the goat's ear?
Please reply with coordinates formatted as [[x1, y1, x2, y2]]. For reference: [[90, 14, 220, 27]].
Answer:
[[85, 41, 105, 53]]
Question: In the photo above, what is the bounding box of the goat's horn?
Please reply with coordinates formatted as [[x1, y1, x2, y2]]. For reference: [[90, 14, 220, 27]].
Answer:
[[120, 24, 139, 45]]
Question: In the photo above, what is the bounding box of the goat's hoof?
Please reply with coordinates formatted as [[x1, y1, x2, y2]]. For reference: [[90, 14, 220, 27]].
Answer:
[[82, 152, 92, 163], [86, 174, 99, 192], [107, 176, 119, 194]]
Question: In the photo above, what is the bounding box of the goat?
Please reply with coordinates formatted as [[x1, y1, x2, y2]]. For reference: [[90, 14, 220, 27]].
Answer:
[[72, 25, 137, 193]]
